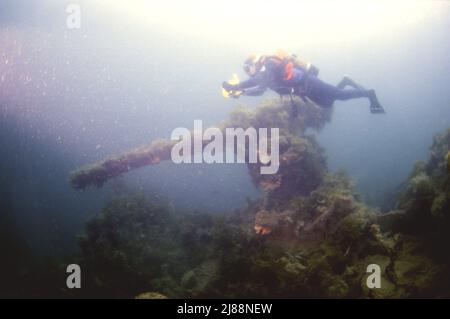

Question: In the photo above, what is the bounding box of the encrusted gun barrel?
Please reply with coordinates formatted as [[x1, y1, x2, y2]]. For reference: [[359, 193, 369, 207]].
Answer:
[[69, 98, 331, 191], [70, 139, 176, 190]]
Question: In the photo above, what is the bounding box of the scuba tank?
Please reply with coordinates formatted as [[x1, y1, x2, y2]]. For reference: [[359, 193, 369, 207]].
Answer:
[[267, 50, 318, 118], [272, 49, 319, 77]]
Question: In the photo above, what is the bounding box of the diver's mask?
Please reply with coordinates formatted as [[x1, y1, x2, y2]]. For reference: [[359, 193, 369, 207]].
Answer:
[[243, 54, 261, 76], [243, 63, 257, 76]]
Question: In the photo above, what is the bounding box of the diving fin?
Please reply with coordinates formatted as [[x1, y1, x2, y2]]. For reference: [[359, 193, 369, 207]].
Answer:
[[370, 105, 386, 114], [368, 89, 386, 114]]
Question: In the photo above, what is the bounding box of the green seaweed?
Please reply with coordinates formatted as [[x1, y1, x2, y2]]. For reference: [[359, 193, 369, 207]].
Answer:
[[69, 98, 331, 191], [71, 100, 450, 298]]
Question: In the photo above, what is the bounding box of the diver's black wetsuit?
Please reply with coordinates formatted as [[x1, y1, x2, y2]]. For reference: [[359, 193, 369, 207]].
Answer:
[[227, 57, 383, 111], [304, 76, 376, 108]]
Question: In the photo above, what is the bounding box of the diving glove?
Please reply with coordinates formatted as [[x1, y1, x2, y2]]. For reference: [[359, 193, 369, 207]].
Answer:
[[222, 81, 236, 92]]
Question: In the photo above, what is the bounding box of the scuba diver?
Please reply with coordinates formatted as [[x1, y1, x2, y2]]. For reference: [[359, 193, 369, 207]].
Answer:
[[222, 52, 385, 115]]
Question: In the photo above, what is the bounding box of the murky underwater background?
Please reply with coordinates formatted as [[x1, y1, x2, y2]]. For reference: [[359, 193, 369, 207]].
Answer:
[[1, 1, 450, 297]]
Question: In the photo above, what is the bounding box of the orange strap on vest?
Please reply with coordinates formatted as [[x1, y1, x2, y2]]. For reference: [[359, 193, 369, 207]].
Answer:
[[284, 62, 294, 81], [264, 55, 295, 81]]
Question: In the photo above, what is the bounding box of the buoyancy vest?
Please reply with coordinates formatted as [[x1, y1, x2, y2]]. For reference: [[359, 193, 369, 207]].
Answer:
[[258, 51, 319, 95]]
